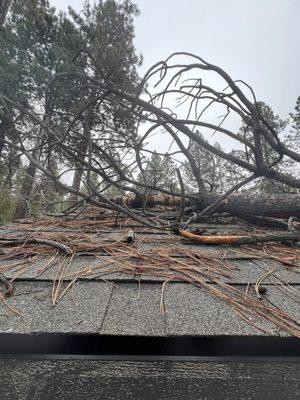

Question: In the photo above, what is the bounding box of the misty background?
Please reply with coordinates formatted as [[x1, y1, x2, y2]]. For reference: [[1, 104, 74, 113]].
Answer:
[[50, 0, 300, 121]]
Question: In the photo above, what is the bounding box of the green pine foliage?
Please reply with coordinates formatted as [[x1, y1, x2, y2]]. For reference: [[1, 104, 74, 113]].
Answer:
[[137, 151, 179, 193], [0, 0, 142, 221]]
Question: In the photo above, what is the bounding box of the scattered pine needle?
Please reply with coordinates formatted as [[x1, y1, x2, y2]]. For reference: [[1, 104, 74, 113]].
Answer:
[[1, 207, 300, 337]]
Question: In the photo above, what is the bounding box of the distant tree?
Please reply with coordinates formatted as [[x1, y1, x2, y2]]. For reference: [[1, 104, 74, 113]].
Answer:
[[61, 0, 142, 205], [281, 96, 300, 192], [221, 101, 290, 194], [0, 0, 142, 219], [287, 96, 300, 150], [1, 1, 84, 219], [3, 45, 300, 223], [137, 151, 178, 192], [183, 131, 225, 193], [0, 1, 54, 218], [1, 0, 63, 220]]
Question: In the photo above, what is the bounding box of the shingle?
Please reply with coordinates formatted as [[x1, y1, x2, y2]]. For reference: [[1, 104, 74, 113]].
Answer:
[[227, 259, 300, 284], [266, 285, 300, 320], [1, 278, 299, 336], [2, 256, 121, 280], [164, 283, 299, 337], [3, 254, 299, 285], [0, 281, 113, 334], [100, 283, 166, 336]]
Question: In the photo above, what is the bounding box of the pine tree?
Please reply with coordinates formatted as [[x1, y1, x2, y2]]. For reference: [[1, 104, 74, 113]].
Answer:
[[0, 0, 62, 219], [287, 96, 300, 150], [224, 101, 289, 194], [137, 152, 178, 192], [57, 0, 142, 204], [183, 131, 225, 193]]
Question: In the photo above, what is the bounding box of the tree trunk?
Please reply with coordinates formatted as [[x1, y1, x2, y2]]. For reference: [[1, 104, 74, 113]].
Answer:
[[68, 113, 92, 207], [192, 192, 300, 218], [13, 127, 46, 221], [68, 165, 85, 206], [111, 192, 300, 219], [13, 159, 37, 220], [68, 135, 89, 207], [0, 113, 13, 157]]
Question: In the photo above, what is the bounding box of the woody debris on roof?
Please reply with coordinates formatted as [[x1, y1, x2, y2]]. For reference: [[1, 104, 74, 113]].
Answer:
[[0, 205, 299, 338]]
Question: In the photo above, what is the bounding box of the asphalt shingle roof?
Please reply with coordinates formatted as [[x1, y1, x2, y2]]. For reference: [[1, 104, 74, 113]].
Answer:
[[0, 218, 299, 337]]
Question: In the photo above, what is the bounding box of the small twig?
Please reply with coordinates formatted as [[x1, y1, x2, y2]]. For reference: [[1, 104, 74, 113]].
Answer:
[[238, 215, 289, 230], [0, 238, 72, 254], [176, 168, 185, 223], [255, 268, 276, 299], [160, 278, 171, 315], [0, 293, 23, 316]]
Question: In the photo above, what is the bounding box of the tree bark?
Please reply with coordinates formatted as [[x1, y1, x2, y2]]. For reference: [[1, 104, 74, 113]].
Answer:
[[68, 113, 91, 207], [178, 229, 300, 245], [111, 192, 300, 219], [68, 166, 84, 206], [0, 114, 12, 157], [68, 137, 88, 207], [13, 158, 37, 220], [192, 192, 300, 219]]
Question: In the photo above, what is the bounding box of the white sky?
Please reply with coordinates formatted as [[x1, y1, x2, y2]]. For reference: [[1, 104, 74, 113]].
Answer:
[[47, 0, 300, 185], [49, 0, 300, 158], [50, 0, 300, 121]]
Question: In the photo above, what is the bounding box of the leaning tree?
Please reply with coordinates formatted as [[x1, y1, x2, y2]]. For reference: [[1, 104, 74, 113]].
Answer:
[[0, 0, 143, 220], [2, 52, 300, 228]]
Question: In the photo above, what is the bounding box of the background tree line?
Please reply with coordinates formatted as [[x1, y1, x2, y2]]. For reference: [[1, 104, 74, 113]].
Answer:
[[0, 0, 142, 222]]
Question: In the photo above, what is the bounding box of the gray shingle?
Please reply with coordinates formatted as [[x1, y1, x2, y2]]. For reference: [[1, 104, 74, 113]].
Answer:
[[0, 281, 113, 334], [164, 283, 300, 337], [0, 279, 299, 336], [3, 255, 300, 285], [100, 283, 166, 336]]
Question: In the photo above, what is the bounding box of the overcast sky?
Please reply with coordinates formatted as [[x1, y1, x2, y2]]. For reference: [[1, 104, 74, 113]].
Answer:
[[50, 0, 300, 121]]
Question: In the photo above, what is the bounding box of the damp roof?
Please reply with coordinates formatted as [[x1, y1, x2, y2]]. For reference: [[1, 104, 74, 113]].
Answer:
[[0, 211, 299, 337]]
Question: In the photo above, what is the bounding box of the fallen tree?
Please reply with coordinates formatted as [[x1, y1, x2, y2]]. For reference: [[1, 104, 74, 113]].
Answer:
[[2, 52, 300, 228], [111, 192, 300, 219], [191, 192, 300, 219]]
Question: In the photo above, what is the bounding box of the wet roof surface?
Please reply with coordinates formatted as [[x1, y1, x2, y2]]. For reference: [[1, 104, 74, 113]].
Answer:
[[0, 213, 299, 337]]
